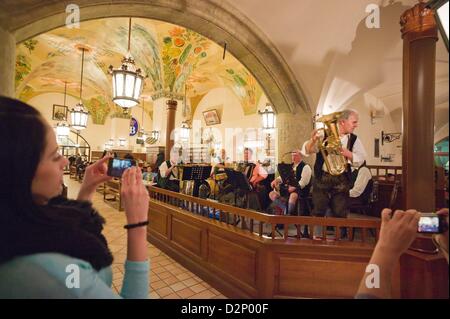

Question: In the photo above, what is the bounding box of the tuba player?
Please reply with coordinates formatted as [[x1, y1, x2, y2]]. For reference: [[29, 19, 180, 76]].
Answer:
[[301, 109, 367, 238]]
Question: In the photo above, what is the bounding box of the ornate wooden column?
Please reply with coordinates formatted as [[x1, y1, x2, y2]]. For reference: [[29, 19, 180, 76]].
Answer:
[[399, 1, 448, 299], [165, 99, 177, 160], [400, 0, 438, 211]]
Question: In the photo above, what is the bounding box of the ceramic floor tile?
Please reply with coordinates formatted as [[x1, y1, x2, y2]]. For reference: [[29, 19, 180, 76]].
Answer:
[[64, 176, 228, 300]]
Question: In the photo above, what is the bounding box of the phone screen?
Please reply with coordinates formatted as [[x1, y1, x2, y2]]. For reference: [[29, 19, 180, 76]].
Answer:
[[107, 158, 135, 178], [417, 214, 441, 233]]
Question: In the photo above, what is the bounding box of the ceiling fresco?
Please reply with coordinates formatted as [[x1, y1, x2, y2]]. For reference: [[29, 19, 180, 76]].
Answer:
[[15, 18, 265, 124]]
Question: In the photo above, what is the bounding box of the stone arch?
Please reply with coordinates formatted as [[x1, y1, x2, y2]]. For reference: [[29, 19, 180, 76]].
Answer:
[[8, 0, 310, 114]]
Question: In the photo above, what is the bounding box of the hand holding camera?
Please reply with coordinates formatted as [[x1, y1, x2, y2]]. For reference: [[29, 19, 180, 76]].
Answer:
[[120, 166, 149, 225], [107, 158, 136, 178], [78, 155, 113, 201]]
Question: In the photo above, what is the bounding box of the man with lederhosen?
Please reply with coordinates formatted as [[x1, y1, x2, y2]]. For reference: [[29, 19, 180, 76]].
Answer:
[[269, 150, 312, 216], [302, 109, 367, 240]]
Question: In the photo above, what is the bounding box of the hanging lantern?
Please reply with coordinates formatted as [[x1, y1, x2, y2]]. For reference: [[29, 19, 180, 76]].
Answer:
[[109, 18, 144, 109], [56, 122, 70, 137], [70, 47, 89, 131], [56, 81, 71, 135], [259, 103, 276, 131], [180, 121, 190, 141]]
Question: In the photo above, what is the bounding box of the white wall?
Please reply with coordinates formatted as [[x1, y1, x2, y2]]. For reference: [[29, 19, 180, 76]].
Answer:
[[191, 87, 270, 162], [27, 93, 153, 153], [342, 93, 402, 166]]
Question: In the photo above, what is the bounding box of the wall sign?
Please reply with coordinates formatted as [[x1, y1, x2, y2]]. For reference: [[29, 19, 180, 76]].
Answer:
[[130, 117, 139, 136]]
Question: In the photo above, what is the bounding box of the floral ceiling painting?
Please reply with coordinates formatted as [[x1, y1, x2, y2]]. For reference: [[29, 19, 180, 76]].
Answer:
[[15, 18, 265, 124]]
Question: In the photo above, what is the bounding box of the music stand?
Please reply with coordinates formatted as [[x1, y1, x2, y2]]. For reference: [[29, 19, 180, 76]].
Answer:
[[224, 168, 253, 209], [181, 165, 212, 197], [277, 163, 296, 197]]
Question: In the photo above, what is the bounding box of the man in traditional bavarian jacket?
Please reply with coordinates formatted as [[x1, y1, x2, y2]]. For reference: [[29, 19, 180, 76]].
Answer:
[[269, 150, 312, 216], [301, 109, 367, 239]]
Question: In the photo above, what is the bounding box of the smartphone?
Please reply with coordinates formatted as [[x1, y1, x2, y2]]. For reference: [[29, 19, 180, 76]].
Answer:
[[417, 213, 446, 234], [107, 158, 136, 178]]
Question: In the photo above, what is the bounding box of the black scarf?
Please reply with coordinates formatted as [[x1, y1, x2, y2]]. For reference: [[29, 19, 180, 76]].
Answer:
[[0, 196, 113, 271]]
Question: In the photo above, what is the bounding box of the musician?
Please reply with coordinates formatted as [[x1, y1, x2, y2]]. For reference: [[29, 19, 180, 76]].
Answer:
[[269, 150, 312, 216], [158, 148, 180, 192], [349, 162, 373, 208], [302, 109, 367, 228], [211, 149, 230, 175], [244, 148, 268, 188]]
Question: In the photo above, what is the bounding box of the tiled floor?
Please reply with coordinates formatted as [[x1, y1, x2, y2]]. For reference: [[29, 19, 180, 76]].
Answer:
[[64, 175, 227, 299]]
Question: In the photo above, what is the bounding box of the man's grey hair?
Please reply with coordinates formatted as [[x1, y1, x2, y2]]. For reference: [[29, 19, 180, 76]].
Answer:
[[338, 109, 359, 121]]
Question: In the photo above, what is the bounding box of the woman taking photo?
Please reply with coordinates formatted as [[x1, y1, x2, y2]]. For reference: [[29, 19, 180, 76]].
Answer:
[[0, 96, 149, 298]]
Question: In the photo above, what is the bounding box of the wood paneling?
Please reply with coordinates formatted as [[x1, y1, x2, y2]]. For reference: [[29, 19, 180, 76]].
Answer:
[[149, 203, 168, 237], [146, 187, 448, 299], [171, 217, 202, 257], [276, 256, 366, 298], [208, 233, 257, 288]]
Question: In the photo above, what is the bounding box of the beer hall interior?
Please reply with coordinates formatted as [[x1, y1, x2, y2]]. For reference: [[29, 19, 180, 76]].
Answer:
[[0, 0, 448, 299]]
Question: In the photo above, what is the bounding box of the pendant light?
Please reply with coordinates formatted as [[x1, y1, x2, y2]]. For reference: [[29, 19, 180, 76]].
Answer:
[[109, 18, 144, 109], [259, 103, 276, 156], [259, 103, 276, 131], [70, 47, 89, 131], [56, 81, 70, 137], [179, 83, 191, 142]]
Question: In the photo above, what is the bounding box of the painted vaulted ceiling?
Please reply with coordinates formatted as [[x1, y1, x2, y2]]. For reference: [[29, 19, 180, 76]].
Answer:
[[15, 18, 265, 124]]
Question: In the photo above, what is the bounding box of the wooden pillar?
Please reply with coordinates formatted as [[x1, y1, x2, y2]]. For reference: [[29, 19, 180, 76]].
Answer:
[[400, 1, 438, 211], [0, 26, 15, 98], [165, 99, 177, 160], [399, 2, 448, 299]]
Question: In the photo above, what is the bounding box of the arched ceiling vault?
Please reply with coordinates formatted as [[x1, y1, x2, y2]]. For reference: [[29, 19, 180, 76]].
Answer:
[[1, 0, 310, 115]]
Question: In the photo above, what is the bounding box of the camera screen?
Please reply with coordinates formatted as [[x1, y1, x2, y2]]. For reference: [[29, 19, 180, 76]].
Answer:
[[418, 216, 440, 233], [108, 158, 134, 177]]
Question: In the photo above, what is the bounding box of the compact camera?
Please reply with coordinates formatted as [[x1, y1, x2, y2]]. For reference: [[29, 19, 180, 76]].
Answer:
[[107, 158, 136, 178], [417, 213, 447, 234]]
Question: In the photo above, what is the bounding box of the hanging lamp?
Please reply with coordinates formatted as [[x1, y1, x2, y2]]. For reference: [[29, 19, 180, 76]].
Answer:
[[56, 81, 71, 137], [259, 103, 276, 131], [259, 103, 276, 156], [179, 83, 191, 142], [70, 47, 89, 131], [109, 18, 144, 109]]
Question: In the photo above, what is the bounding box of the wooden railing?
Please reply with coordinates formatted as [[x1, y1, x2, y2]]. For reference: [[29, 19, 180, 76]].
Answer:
[[146, 186, 450, 298], [148, 186, 381, 243], [367, 165, 402, 181], [146, 186, 384, 298]]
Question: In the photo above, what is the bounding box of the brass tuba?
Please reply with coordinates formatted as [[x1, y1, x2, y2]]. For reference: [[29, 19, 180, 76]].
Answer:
[[316, 112, 348, 176]]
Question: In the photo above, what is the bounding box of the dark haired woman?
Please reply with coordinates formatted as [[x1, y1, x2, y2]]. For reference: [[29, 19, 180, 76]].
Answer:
[[0, 96, 149, 298]]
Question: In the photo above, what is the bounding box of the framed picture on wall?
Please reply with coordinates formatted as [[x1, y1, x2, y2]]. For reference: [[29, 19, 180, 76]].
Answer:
[[52, 104, 68, 121], [203, 109, 220, 126]]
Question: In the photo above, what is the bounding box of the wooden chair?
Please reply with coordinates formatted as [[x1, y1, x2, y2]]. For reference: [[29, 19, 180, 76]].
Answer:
[[388, 179, 401, 210], [349, 180, 379, 216], [349, 180, 380, 241]]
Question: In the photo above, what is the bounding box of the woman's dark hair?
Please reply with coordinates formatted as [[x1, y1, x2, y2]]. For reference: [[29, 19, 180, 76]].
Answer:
[[0, 96, 47, 221]]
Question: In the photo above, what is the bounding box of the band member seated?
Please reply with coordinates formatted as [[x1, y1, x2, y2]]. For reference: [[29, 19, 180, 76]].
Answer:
[[269, 150, 312, 216], [242, 148, 268, 210], [157, 149, 180, 192], [349, 162, 373, 211]]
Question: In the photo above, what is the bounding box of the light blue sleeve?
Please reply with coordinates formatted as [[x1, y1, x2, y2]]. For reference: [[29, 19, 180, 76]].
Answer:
[[120, 260, 149, 299], [0, 253, 149, 299]]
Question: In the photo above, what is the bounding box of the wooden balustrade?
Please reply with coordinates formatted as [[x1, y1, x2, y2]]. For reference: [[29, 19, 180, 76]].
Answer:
[[146, 186, 387, 298], [148, 186, 381, 243]]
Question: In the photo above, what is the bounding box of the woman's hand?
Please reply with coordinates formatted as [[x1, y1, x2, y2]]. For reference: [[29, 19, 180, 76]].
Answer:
[[78, 156, 112, 201], [121, 167, 150, 225]]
